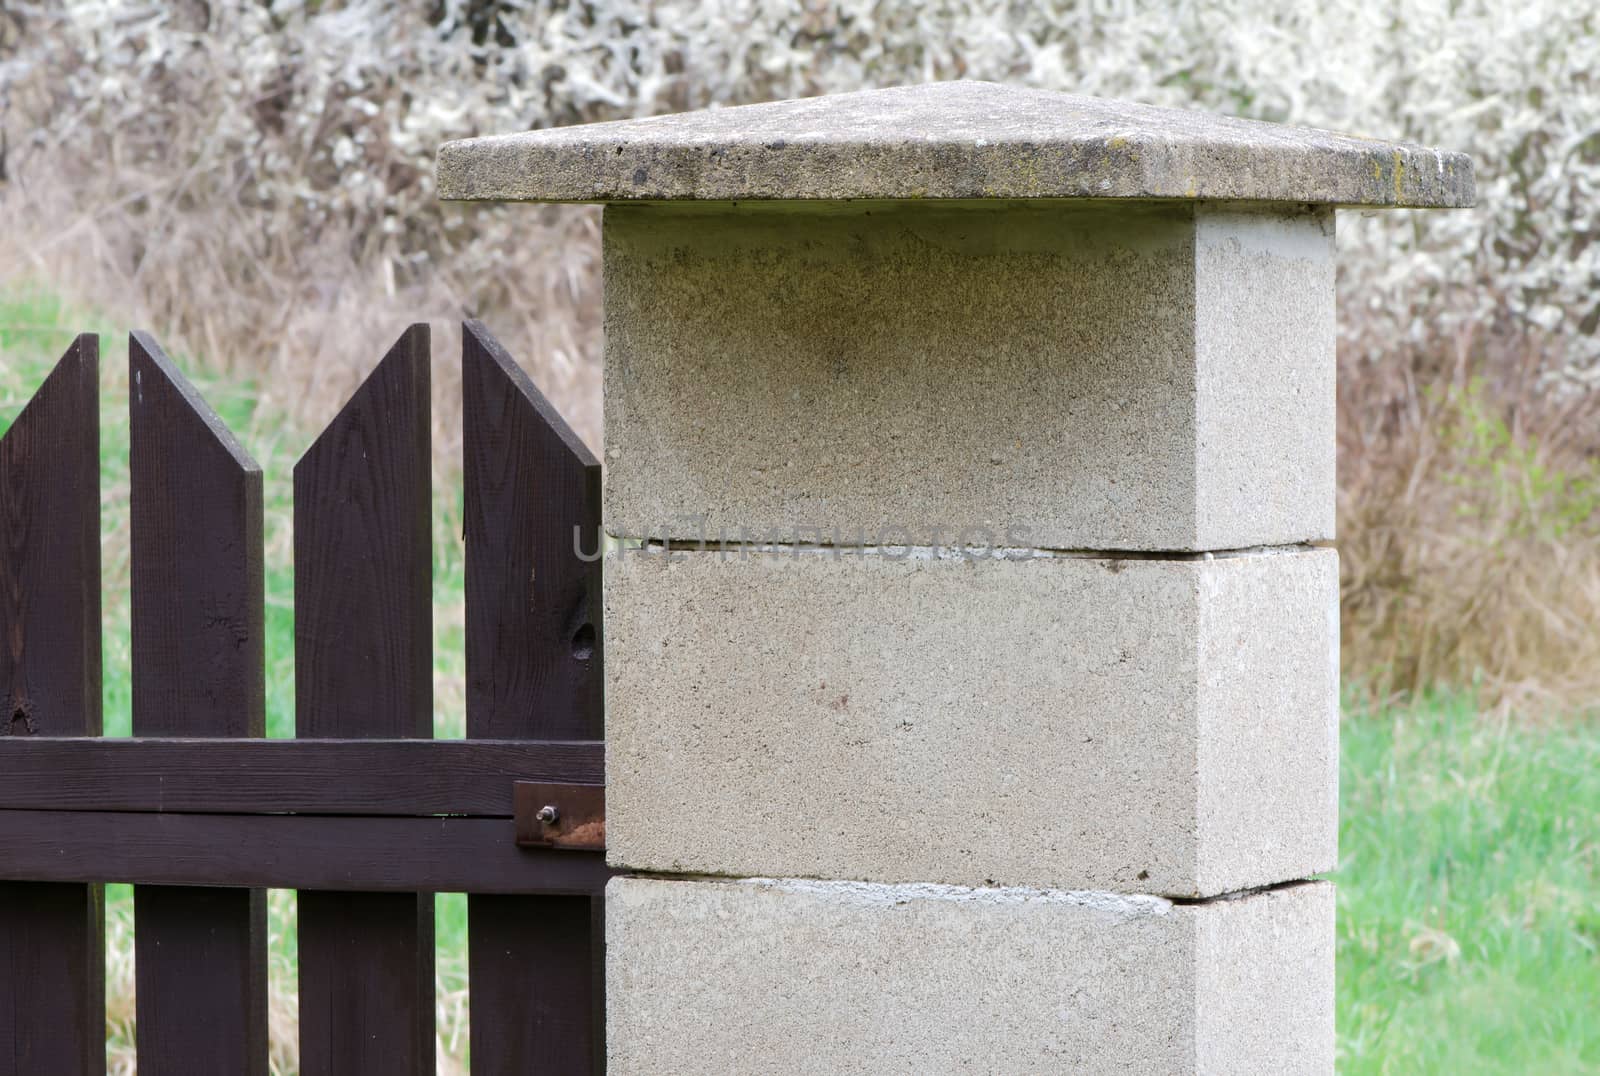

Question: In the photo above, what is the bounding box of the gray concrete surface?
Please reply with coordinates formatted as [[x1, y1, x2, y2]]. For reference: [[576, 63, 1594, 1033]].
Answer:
[[605, 875, 1335, 1074], [604, 546, 1337, 898], [439, 80, 1471, 207], [601, 199, 1335, 552]]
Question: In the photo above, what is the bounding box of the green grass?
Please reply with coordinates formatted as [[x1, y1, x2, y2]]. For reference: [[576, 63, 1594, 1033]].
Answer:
[[5, 291, 1600, 1071], [1339, 697, 1600, 1073]]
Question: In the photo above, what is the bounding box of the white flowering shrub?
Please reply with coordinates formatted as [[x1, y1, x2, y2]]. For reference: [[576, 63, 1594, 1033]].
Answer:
[[2, 0, 1596, 403]]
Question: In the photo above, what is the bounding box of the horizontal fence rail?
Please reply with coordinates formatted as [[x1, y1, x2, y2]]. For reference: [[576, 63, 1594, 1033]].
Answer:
[[0, 737, 604, 816], [0, 323, 607, 1075], [0, 811, 612, 894]]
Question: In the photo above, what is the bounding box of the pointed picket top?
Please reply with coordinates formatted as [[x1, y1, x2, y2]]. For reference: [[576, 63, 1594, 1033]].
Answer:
[[463, 319, 599, 471], [438, 80, 1474, 208], [129, 332, 265, 738], [295, 323, 431, 478], [293, 323, 432, 740], [0, 334, 98, 455], [462, 320, 602, 742], [130, 331, 260, 474], [0, 333, 102, 736]]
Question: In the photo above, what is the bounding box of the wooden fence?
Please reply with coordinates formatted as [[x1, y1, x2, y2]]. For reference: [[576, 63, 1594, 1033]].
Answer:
[[0, 323, 607, 1074]]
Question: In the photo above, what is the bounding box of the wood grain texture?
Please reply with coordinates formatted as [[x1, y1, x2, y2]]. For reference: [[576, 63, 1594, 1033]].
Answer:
[[470, 894, 602, 1075], [0, 811, 610, 894], [0, 883, 104, 1076], [130, 331, 268, 1076], [463, 322, 605, 1075], [130, 331, 264, 736], [293, 324, 434, 1076], [294, 325, 431, 740], [0, 737, 603, 815], [133, 887, 265, 1075], [297, 893, 433, 1076], [0, 335, 104, 1076], [462, 319, 602, 742], [0, 335, 101, 737]]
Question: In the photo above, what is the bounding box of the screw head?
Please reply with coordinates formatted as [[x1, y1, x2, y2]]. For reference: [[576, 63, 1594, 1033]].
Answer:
[[536, 805, 560, 825]]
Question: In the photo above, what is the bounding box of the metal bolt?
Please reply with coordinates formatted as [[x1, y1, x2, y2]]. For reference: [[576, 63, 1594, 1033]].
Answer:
[[536, 805, 560, 825]]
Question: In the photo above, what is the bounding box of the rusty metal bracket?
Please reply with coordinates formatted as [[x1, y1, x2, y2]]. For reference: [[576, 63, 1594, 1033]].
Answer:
[[514, 782, 606, 851]]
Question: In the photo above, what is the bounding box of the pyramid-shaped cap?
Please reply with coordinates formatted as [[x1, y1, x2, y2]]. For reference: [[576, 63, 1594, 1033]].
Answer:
[[438, 81, 1472, 208]]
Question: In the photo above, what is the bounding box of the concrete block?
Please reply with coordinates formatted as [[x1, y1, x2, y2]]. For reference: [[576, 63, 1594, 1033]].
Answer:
[[599, 199, 1334, 552], [606, 875, 1335, 1075], [605, 546, 1337, 897]]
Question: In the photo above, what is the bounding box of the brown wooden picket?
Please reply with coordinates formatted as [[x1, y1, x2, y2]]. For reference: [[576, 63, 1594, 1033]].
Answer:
[[0, 335, 106, 1076], [129, 331, 269, 1076], [0, 324, 608, 1074], [462, 320, 605, 1075], [294, 324, 436, 1076]]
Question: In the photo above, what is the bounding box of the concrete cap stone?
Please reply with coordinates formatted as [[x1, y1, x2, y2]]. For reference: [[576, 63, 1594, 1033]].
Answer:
[[438, 80, 1474, 207]]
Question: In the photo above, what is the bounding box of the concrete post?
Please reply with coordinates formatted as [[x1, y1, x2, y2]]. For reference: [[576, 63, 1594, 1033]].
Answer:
[[440, 81, 1473, 1073]]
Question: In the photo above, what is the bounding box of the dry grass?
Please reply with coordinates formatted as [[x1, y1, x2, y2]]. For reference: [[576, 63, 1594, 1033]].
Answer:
[[1339, 325, 1600, 713], [2, 3, 607, 462], [0, 172, 604, 465]]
